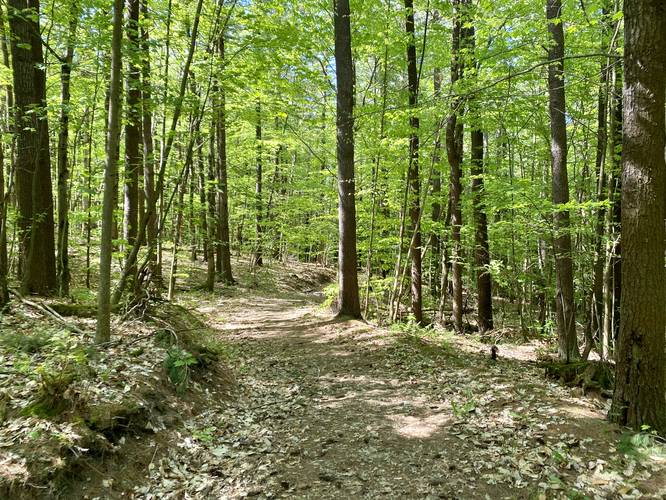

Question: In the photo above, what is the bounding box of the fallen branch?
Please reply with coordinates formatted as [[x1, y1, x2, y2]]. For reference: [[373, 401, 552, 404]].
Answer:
[[8, 289, 91, 337]]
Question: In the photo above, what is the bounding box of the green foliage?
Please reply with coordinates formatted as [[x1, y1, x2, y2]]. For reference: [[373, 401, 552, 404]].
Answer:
[[164, 347, 199, 393], [0, 330, 52, 354], [618, 428, 666, 461]]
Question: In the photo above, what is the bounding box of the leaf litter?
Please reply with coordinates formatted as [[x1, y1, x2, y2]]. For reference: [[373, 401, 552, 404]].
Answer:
[[0, 260, 664, 498]]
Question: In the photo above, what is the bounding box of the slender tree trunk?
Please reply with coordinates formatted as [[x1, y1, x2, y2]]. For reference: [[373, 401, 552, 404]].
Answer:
[[56, 2, 78, 297], [333, 0, 361, 318], [216, 35, 234, 283], [609, 0, 666, 434], [404, 0, 422, 324], [546, 0, 579, 361], [253, 101, 263, 267], [9, 0, 57, 296], [97, 0, 123, 343], [0, 133, 7, 308], [588, 5, 612, 359], [124, 0, 141, 290], [603, 53, 623, 357], [112, 0, 203, 305], [205, 114, 216, 291], [446, 0, 465, 333]]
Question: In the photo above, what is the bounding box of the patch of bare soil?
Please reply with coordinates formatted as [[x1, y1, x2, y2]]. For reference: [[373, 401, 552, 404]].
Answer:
[[121, 260, 665, 499]]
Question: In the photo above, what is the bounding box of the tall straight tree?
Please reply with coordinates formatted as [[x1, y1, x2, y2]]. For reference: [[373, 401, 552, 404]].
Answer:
[[468, 14, 493, 333], [446, 0, 465, 333], [253, 101, 263, 267], [470, 130, 493, 332], [609, 0, 666, 434], [141, 0, 159, 287], [0, 133, 7, 308], [546, 0, 579, 361], [404, 0, 422, 324], [333, 0, 361, 318], [56, 0, 78, 297], [97, 0, 123, 343], [216, 34, 234, 284], [124, 0, 142, 286], [8, 0, 57, 295]]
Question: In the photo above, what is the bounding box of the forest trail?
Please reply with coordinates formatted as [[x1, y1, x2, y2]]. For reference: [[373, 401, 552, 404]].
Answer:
[[138, 263, 665, 499]]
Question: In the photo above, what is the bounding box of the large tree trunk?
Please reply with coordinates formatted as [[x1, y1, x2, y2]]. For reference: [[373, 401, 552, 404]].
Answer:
[[468, 16, 493, 334], [546, 0, 579, 362], [56, 2, 78, 297], [471, 129, 493, 332], [216, 35, 234, 284], [446, 0, 465, 333], [609, 0, 666, 434], [141, 0, 160, 287], [333, 0, 361, 318], [404, 0, 422, 324], [124, 0, 142, 289], [97, 0, 123, 343], [9, 0, 57, 296]]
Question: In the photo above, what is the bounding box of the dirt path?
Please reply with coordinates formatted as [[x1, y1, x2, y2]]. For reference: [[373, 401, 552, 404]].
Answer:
[[135, 265, 665, 499]]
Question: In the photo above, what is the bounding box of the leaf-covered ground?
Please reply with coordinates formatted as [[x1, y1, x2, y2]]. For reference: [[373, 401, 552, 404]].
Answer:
[[137, 262, 665, 499], [1, 260, 665, 499]]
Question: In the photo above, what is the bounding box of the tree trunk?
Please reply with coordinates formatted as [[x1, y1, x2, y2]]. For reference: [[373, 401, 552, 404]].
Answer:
[[9, 0, 57, 296], [588, 5, 612, 357], [0, 133, 7, 308], [253, 101, 263, 267], [141, 0, 159, 287], [546, 0, 579, 361], [404, 0, 422, 324], [97, 0, 123, 343], [124, 0, 141, 289], [111, 0, 203, 305], [333, 0, 361, 318], [446, 0, 465, 333], [56, 2, 78, 297], [471, 129, 493, 332], [216, 35, 234, 284], [609, 0, 666, 434]]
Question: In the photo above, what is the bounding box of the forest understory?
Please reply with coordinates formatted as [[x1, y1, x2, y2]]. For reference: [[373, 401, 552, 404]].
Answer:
[[0, 258, 664, 499]]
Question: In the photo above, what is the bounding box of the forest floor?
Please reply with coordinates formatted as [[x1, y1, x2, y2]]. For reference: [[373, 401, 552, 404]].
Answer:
[[1, 258, 666, 499]]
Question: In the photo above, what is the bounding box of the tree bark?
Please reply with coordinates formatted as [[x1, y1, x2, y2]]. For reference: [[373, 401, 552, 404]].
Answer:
[[609, 0, 666, 434], [141, 0, 159, 287], [56, 1, 78, 297], [97, 0, 123, 343], [0, 132, 7, 308], [9, 0, 57, 296], [404, 0, 422, 324], [446, 0, 465, 333], [471, 129, 493, 332], [253, 101, 263, 267], [124, 0, 141, 290], [546, 0, 579, 361], [216, 35, 234, 283], [333, 0, 361, 318]]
